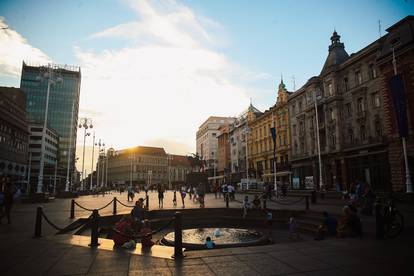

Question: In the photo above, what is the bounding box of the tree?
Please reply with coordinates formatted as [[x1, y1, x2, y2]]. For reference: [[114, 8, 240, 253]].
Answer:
[[187, 153, 205, 172]]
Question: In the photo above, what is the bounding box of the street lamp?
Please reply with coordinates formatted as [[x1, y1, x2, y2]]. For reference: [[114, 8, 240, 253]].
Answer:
[[90, 132, 96, 191], [95, 139, 103, 189], [36, 64, 63, 194], [79, 118, 93, 191], [167, 154, 173, 190], [314, 91, 323, 191], [65, 102, 75, 192]]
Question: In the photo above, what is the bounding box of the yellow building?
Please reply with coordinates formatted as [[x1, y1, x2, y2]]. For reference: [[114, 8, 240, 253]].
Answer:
[[247, 80, 292, 186]]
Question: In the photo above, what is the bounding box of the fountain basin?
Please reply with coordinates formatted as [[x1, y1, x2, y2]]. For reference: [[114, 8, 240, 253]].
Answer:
[[161, 227, 269, 249]]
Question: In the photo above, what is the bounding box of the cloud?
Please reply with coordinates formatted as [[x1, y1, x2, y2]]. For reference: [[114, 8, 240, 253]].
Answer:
[[75, 0, 270, 167], [0, 17, 51, 76]]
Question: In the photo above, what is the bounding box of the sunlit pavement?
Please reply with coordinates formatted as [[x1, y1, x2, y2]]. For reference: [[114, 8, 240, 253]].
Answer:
[[1, 191, 414, 275]]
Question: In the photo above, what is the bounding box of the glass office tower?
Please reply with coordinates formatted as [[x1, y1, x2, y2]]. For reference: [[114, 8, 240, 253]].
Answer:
[[20, 62, 80, 189]]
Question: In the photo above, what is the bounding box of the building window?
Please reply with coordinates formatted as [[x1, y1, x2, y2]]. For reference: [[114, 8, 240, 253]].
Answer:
[[372, 92, 380, 107], [293, 124, 297, 136], [348, 129, 354, 144], [292, 104, 296, 115], [369, 64, 377, 79], [355, 70, 362, 85], [375, 120, 382, 137], [360, 125, 366, 141], [331, 133, 336, 146], [357, 98, 364, 112], [346, 103, 352, 116], [343, 77, 349, 92], [327, 82, 333, 96], [298, 100, 302, 112], [329, 108, 335, 121]]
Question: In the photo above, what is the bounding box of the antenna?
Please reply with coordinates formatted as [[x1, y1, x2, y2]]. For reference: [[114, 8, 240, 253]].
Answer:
[[292, 75, 296, 91], [378, 19, 382, 38]]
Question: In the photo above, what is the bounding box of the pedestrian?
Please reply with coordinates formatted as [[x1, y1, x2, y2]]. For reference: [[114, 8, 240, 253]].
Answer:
[[192, 186, 198, 203], [0, 180, 14, 224], [140, 219, 155, 248], [158, 184, 164, 208], [222, 183, 228, 202], [315, 211, 338, 240], [112, 215, 135, 247], [252, 194, 261, 209], [242, 195, 250, 218], [180, 186, 187, 208], [188, 186, 193, 200], [173, 189, 177, 207], [132, 198, 145, 230], [228, 184, 235, 200], [265, 209, 273, 237], [288, 213, 300, 240], [127, 185, 134, 202]]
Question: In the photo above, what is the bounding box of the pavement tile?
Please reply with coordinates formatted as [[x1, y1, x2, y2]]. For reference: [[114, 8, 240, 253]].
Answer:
[[243, 257, 298, 275], [202, 255, 239, 263], [171, 264, 215, 276], [129, 267, 173, 276], [235, 252, 275, 262], [166, 257, 205, 267], [269, 250, 333, 272], [207, 261, 258, 276], [45, 246, 97, 275], [129, 255, 168, 270], [87, 251, 130, 274], [304, 268, 354, 276]]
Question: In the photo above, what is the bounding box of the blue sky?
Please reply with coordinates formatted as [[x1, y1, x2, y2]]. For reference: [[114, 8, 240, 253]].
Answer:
[[0, 0, 413, 172]]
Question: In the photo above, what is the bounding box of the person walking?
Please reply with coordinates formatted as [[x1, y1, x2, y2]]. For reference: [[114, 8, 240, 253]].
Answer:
[[127, 185, 133, 202], [173, 189, 177, 207], [158, 184, 164, 208], [0, 180, 14, 224], [180, 186, 187, 208]]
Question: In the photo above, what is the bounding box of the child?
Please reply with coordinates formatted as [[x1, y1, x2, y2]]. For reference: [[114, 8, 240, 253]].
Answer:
[[140, 219, 154, 248], [288, 213, 300, 240], [242, 196, 250, 219], [266, 209, 273, 237], [173, 189, 177, 207], [205, 236, 215, 249]]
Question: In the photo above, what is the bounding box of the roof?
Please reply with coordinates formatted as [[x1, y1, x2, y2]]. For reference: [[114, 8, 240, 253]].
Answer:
[[321, 31, 349, 75], [171, 155, 191, 167], [116, 146, 167, 156]]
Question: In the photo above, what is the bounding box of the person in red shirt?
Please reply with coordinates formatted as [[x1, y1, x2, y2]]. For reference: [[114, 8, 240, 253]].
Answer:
[[112, 215, 134, 246]]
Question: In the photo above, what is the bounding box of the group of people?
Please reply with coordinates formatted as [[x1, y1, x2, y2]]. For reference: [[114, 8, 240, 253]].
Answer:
[[175, 184, 206, 208], [112, 197, 155, 249], [315, 206, 362, 240], [212, 182, 237, 201]]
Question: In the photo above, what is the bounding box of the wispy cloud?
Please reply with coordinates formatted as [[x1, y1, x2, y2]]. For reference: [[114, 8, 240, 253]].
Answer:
[[76, 0, 270, 159], [0, 17, 51, 77]]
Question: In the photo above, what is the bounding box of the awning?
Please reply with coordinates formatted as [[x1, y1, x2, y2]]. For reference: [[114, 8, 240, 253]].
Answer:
[[262, 171, 292, 177]]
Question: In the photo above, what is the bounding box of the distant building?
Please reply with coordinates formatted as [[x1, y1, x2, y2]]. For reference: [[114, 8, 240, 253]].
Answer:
[[196, 116, 236, 175], [169, 154, 191, 187], [107, 146, 168, 187], [0, 87, 29, 181], [20, 62, 80, 188], [247, 80, 292, 186], [216, 123, 231, 176], [28, 123, 59, 193]]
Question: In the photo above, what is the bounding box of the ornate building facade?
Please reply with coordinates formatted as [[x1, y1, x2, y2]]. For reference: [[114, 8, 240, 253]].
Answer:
[[247, 80, 292, 185]]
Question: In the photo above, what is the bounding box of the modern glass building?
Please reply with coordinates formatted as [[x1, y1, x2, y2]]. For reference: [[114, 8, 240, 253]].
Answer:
[[20, 62, 80, 189]]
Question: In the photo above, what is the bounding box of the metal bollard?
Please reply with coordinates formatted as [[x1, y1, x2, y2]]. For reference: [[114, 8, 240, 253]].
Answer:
[[173, 212, 184, 258], [375, 200, 384, 239], [34, 206, 42, 238], [113, 197, 117, 215], [89, 209, 100, 247], [146, 194, 149, 210], [226, 194, 229, 208], [70, 199, 75, 219], [305, 196, 309, 210]]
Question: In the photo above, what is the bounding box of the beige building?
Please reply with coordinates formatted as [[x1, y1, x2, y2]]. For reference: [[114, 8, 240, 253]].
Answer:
[[247, 80, 292, 185]]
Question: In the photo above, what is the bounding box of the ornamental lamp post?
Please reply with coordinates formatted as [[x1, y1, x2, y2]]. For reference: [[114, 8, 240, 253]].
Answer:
[[79, 118, 93, 191]]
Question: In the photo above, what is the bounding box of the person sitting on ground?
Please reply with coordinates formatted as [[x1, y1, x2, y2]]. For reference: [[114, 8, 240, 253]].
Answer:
[[337, 206, 362, 238], [242, 196, 251, 218], [288, 213, 300, 240], [112, 215, 135, 247], [140, 219, 155, 248], [315, 211, 338, 240], [132, 198, 145, 229], [252, 195, 261, 210], [205, 236, 215, 249]]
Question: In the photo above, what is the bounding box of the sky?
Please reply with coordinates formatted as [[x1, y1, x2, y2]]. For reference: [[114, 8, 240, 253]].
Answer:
[[0, 0, 413, 174]]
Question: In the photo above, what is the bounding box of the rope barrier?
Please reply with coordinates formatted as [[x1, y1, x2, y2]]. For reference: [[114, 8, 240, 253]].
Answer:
[[41, 209, 90, 232], [74, 199, 114, 212], [116, 199, 135, 208]]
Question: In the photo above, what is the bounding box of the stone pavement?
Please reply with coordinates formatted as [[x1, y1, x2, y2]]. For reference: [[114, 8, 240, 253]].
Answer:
[[1, 191, 414, 275]]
